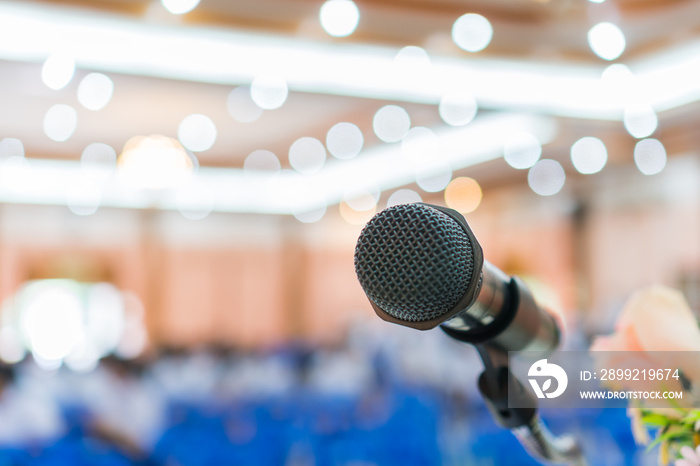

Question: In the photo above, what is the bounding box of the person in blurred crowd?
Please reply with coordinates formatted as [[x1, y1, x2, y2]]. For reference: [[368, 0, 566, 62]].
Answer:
[[0, 361, 64, 450]]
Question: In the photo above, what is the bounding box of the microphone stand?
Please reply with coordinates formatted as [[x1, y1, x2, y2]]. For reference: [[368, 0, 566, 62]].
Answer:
[[474, 343, 586, 466]]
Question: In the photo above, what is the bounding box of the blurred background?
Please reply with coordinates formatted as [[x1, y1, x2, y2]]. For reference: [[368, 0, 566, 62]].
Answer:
[[0, 0, 697, 464]]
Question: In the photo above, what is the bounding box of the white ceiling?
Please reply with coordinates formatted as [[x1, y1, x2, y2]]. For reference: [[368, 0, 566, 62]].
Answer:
[[1, 0, 700, 214]]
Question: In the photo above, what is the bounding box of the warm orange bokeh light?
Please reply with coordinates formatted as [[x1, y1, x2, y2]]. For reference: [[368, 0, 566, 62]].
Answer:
[[444, 176, 482, 213], [339, 201, 377, 225]]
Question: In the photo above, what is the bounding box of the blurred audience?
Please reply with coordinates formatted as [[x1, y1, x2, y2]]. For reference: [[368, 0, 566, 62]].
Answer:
[[0, 318, 645, 465]]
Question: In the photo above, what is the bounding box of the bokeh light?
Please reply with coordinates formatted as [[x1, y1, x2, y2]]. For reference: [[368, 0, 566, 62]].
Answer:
[[600, 64, 636, 105], [41, 52, 75, 90], [250, 76, 289, 110], [0, 327, 25, 364], [451, 14, 493, 52], [81, 143, 117, 181], [326, 122, 363, 160], [339, 201, 376, 225], [293, 205, 327, 224], [601, 63, 634, 85], [394, 46, 431, 68], [373, 105, 411, 143], [228, 86, 263, 123], [244, 150, 281, 178], [634, 138, 667, 175], [176, 183, 216, 220], [65, 345, 99, 373], [161, 0, 200, 15], [67, 179, 102, 216], [345, 193, 378, 212], [7, 280, 137, 370], [289, 137, 326, 174], [570, 137, 607, 174], [416, 162, 452, 193], [623, 104, 658, 138], [81, 283, 125, 359], [178, 114, 217, 152], [0, 138, 24, 159], [588, 22, 626, 61], [77, 73, 114, 111], [344, 182, 380, 212], [393, 46, 434, 89], [117, 135, 194, 190], [116, 323, 148, 360], [33, 353, 61, 371], [403, 126, 451, 193], [444, 177, 482, 213], [386, 189, 422, 207], [528, 159, 566, 196], [291, 186, 328, 223], [319, 0, 360, 38], [22, 283, 84, 361], [401, 127, 438, 164], [44, 104, 78, 142], [0, 156, 32, 193], [439, 93, 478, 127], [503, 132, 542, 169], [116, 293, 148, 360]]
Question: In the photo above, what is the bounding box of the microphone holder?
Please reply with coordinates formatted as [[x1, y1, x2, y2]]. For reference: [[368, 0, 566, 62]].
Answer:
[[473, 343, 586, 466]]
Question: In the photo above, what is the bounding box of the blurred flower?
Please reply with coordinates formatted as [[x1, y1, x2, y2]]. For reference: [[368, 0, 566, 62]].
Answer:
[[592, 286, 700, 465], [676, 445, 700, 466], [591, 285, 700, 393], [628, 407, 651, 446]]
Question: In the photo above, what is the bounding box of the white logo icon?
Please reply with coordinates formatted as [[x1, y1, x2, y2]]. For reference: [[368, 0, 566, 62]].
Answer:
[[528, 359, 568, 399]]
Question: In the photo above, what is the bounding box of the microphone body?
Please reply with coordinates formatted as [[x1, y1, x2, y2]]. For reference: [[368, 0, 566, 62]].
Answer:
[[354, 203, 586, 465], [354, 203, 559, 355]]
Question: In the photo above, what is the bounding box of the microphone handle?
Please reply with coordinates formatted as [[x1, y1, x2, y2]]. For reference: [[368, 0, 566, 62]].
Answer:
[[441, 269, 560, 355], [513, 415, 587, 466]]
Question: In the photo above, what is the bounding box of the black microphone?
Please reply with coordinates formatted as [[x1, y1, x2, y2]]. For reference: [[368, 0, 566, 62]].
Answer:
[[353, 202, 560, 354]]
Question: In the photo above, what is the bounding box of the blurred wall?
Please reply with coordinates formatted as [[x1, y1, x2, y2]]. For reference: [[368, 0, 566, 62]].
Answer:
[[1, 153, 698, 348]]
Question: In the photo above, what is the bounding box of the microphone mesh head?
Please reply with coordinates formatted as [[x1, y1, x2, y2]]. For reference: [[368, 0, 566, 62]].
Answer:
[[354, 203, 475, 323]]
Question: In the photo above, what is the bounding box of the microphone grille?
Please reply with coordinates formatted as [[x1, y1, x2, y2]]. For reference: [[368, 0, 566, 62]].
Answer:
[[354, 203, 475, 323]]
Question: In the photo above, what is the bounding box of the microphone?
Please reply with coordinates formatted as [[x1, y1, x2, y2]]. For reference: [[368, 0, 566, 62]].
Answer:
[[354, 203, 587, 465], [353, 202, 560, 355]]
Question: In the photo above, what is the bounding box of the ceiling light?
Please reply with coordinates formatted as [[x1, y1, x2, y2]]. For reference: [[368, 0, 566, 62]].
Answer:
[[81, 142, 117, 181], [117, 135, 194, 190], [623, 104, 658, 138], [289, 137, 326, 174], [0, 138, 24, 159], [503, 132, 542, 169], [178, 114, 217, 152], [528, 159, 566, 196], [3, 3, 700, 120], [41, 52, 75, 90], [326, 122, 363, 160], [161, 0, 200, 15], [0, 114, 557, 215], [634, 138, 666, 175], [452, 14, 493, 53], [570, 137, 607, 174], [373, 105, 411, 143], [250, 76, 288, 110], [439, 92, 478, 126], [227, 86, 263, 123], [386, 189, 422, 208], [588, 22, 626, 61], [319, 0, 360, 38], [44, 104, 77, 142], [77, 73, 114, 111]]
